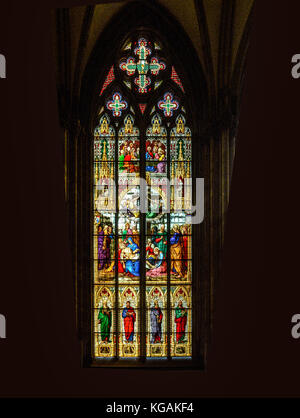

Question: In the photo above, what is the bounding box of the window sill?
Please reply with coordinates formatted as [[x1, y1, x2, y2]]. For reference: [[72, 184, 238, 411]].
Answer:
[[88, 357, 204, 369]]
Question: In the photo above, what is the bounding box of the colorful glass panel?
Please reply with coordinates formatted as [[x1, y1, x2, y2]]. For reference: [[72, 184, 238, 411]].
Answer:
[[158, 92, 179, 117], [171, 66, 184, 92], [100, 66, 115, 96], [107, 92, 128, 117], [119, 286, 140, 357], [93, 35, 192, 362], [94, 285, 116, 357], [119, 37, 166, 94], [139, 103, 146, 114], [146, 286, 167, 357], [171, 286, 192, 357]]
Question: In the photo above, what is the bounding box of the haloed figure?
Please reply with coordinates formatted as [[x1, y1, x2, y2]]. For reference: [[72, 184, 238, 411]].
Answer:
[[98, 224, 113, 271], [98, 301, 112, 342], [150, 301, 163, 343], [175, 300, 187, 343], [122, 301, 136, 342], [170, 225, 186, 278]]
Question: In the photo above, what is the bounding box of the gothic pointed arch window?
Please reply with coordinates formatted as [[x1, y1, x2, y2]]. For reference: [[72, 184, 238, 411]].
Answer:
[[54, 0, 254, 370], [92, 32, 196, 363]]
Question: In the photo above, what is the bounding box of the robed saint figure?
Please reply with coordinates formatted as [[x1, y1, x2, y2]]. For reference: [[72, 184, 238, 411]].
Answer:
[[98, 301, 112, 342], [170, 226, 186, 278], [150, 301, 163, 343], [174, 300, 187, 343], [122, 301, 136, 342]]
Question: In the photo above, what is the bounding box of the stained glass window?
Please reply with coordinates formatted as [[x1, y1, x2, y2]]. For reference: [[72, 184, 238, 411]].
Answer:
[[93, 34, 193, 361]]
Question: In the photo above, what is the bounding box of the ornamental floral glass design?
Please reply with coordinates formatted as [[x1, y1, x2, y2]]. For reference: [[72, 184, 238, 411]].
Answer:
[[107, 92, 128, 117], [93, 34, 192, 361], [158, 92, 179, 117], [119, 38, 166, 94]]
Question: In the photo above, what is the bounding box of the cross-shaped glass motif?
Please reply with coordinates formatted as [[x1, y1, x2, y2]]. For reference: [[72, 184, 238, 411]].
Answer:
[[158, 92, 179, 117], [119, 38, 166, 94], [106, 92, 128, 117]]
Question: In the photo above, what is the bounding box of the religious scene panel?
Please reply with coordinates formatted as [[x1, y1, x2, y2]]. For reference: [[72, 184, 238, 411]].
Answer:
[[118, 286, 140, 358], [146, 185, 169, 214], [170, 234, 192, 259], [169, 221, 192, 281], [118, 184, 140, 214], [94, 185, 116, 212], [146, 161, 167, 176], [118, 137, 140, 162], [146, 137, 167, 161], [146, 115, 167, 149], [146, 214, 168, 235], [118, 114, 140, 178], [94, 212, 116, 283], [171, 285, 192, 358], [118, 161, 140, 177], [170, 260, 192, 283], [94, 211, 116, 233], [91, 33, 194, 362], [170, 212, 192, 231], [118, 216, 140, 235], [118, 214, 140, 235], [145, 235, 167, 282], [118, 236, 140, 284]]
